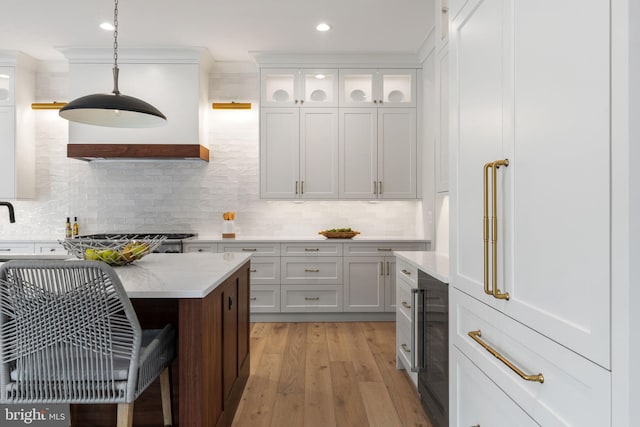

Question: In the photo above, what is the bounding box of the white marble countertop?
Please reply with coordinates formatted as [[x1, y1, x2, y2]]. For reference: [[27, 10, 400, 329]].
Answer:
[[394, 251, 449, 283], [192, 236, 429, 243], [110, 252, 251, 299]]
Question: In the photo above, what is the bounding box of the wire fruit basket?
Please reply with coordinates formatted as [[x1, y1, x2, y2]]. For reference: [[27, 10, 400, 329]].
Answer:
[[318, 229, 360, 239], [61, 235, 166, 266]]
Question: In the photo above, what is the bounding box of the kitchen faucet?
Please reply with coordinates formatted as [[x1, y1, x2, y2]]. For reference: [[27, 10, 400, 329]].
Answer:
[[0, 202, 15, 223]]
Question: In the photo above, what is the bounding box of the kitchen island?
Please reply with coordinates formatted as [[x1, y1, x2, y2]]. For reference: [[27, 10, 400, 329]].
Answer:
[[71, 252, 252, 427]]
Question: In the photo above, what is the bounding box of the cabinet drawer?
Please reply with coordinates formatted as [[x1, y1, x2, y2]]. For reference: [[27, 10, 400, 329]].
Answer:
[[396, 313, 417, 386], [282, 243, 342, 256], [219, 242, 280, 256], [453, 288, 611, 426], [183, 242, 218, 253], [396, 259, 418, 287], [248, 257, 280, 285], [0, 242, 35, 254], [344, 242, 425, 256], [281, 257, 343, 285], [396, 278, 413, 322], [35, 242, 67, 254], [250, 285, 280, 313], [280, 285, 342, 312], [452, 346, 537, 427]]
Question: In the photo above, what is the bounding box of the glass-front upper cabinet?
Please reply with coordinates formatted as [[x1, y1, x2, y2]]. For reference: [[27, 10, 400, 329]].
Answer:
[[0, 67, 15, 106], [340, 69, 416, 107], [261, 68, 338, 107]]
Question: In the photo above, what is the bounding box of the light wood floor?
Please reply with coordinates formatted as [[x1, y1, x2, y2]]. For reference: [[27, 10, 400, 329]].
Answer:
[[231, 322, 432, 427]]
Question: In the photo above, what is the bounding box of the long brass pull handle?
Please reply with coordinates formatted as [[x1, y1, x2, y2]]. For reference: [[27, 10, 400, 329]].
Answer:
[[401, 301, 411, 309], [301, 181, 304, 194], [305, 269, 320, 273], [305, 297, 320, 301], [483, 162, 492, 296], [468, 330, 544, 383], [401, 344, 411, 353], [490, 159, 509, 300], [0, 248, 11, 252]]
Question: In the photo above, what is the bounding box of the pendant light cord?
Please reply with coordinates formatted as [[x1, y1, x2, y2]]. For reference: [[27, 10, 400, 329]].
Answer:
[[112, 0, 121, 95]]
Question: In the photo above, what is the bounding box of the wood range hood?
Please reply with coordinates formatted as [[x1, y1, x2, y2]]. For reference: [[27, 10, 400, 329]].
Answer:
[[67, 143, 210, 161]]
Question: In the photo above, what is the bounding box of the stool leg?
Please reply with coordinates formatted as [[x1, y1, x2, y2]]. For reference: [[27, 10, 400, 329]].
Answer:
[[117, 403, 134, 427], [160, 367, 173, 426]]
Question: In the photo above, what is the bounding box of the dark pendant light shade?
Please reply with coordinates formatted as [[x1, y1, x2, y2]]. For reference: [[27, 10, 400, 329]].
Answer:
[[59, 0, 167, 128], [59, 92, 167, 128]]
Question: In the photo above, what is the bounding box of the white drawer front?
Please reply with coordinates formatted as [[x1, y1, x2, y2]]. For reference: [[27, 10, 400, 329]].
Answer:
[[453, 288, 611, 426], [183, 242, 218, 253], [452, 346, 538, 427], [0, 242, 35, 254], [248, 257, 280, 285], [344, 242, 425, 256], [396, 259, 418, 287], [282, 243, 343, 256], [396, 313, 417, 386], [396, 278, 413, 322], [220, 242, 280, 256], [281, 257, 343, 285], [250, 285, 280, 313], [280, 285, 342, 312], [35, 242, 67, 254]]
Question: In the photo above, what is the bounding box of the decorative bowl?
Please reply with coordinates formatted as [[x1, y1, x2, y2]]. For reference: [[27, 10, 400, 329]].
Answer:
[[60, 235, 166, 266], [318, 230, 360, 239]]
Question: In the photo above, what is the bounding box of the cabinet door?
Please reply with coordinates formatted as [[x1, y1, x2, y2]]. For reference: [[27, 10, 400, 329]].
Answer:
[[260, 108, 300, 198], [260, 68, 298, 107], [378, 69, 416, 107], [0, 107, 16, 198], [339, 108, 378, 198], [300, 108, 339, 199], [435, 47, 449, 193], [343, 257, 385, 312], [0, 67, 15, 105], [340, 69, 376, 107], [299, 69, 338, 107], [377, 108, 417, 199], [451, 0, 611, 368], [384, 257, 396, 312], [222, 279, 238, 400]]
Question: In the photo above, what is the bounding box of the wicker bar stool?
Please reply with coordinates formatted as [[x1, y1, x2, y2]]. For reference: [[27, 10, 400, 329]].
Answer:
[[0, 260, 175, 427]]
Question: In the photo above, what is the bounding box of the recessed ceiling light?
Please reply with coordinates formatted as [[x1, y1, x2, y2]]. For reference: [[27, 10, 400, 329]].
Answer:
[[315, 74, 326, 79], [316, 23, 331, 32], [100, 22, 115, 31]]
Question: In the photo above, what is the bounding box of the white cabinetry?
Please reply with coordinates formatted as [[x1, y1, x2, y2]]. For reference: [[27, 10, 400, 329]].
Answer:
[[0, 242, 35, 254], [435, 45, 449, 193], [395, 258, 418, 387], [183, 242, 217, 253], [260, 108, 338, 199], [339, 108, 416, 199], [0, 54, 35, 199], [339, 69, 416, 107], [261, 68, 338, 107], [450, 0, 611, 424]]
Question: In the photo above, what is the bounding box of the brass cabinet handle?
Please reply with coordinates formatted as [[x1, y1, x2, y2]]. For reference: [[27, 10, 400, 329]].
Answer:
[[401, 301, 411, 309], [250, 297, 257, 301], [242, 248, 257, 252], [468, 330, 544, 383], [380, 261, 384, 276], [304, 248, 320, 252], [301, 180, 304, 194], [300, 100, 304, 105], [378, 181, 383, 195], [386, 261, 390, 276], [483, 159, 510, 300], [373, 180, 378, 195], [377, 248, 392, 252], [401, 343, 411, 353], [374, 100, 378, 104], [295, 180, 299, 195], [249, 269, 257, 272], [0, 248, 10, 252], [401, 269, 411, 275], [304, 268, 320, 273], [305, 296, 320, 301]]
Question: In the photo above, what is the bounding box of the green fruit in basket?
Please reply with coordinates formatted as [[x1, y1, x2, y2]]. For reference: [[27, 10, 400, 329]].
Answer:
[[98, 249, 121, 264], [84, 248, 99, 260]]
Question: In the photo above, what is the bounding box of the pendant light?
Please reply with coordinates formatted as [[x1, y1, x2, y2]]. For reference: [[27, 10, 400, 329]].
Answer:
[[59, 0, 166, 128]]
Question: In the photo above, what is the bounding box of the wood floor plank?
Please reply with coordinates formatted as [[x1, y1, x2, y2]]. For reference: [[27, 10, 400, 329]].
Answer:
[[277, 322, 307, 394], [304, 324, 336, 427], [330, 361, 369, 427], [343, 323, 384, 383], [326, 322, 351, 362], [263, 322, 290, 355], [359, 381, 403, 427]]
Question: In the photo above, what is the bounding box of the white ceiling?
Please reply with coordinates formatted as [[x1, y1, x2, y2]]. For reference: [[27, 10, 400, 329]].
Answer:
[[3, 0, 433, 65]]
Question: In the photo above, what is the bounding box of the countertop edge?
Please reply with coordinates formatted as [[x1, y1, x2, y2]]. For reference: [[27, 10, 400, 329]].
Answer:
[[394, 251, 450, 283]]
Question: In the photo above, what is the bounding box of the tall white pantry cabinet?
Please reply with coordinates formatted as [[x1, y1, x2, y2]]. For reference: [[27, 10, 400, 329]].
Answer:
[[446, 0, 639, 425]]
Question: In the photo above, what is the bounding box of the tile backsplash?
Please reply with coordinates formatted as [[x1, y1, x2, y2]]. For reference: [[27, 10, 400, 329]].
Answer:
[[0, 69, 424, 241]]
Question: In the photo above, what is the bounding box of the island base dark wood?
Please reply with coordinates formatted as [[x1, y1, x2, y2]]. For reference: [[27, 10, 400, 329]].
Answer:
[[70, 261, 250, 426]]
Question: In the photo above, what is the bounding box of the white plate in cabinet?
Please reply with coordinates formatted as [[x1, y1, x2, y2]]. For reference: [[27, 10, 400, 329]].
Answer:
[[453, 288, 611, 426], [282, 243, 342, 256], [396, 312, 417, 387], [280, 285, 342, 312], [248, 257, 280, 285], [452, 346, 538, 427], [343, 243, 425, 256], [183, 242, 218, 253], [280, 257, 342, 285], [219, 242, 281, 256], [250, 285, 281, 313]]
